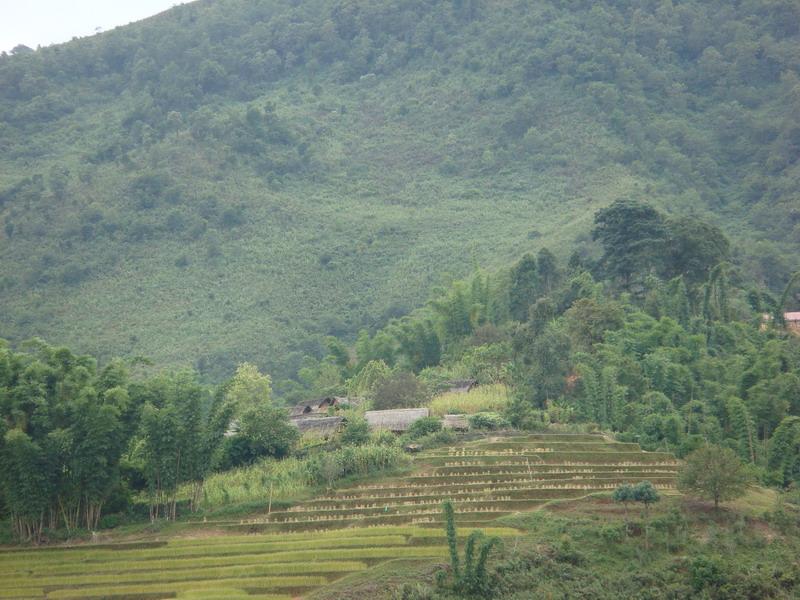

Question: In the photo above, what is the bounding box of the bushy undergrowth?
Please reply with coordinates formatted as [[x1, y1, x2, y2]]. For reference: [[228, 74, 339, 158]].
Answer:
[[384, 498, 800, 600], [195, 444, 408, 509]]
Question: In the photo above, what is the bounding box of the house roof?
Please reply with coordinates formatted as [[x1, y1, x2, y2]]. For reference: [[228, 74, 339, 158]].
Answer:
[[290, 402, 316, 417], [291, 416, 344, 436], [365, 408, 430, 431], [290, 396, 358, 418], [785, 312, 800, 321]]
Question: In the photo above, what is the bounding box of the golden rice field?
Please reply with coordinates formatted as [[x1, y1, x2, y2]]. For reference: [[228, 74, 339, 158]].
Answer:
[[1, 433, 678, 598], [428, 383, 510, 416]]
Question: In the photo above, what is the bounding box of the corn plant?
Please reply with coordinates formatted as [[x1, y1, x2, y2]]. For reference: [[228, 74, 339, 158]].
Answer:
[[439, 500, 501, 598]]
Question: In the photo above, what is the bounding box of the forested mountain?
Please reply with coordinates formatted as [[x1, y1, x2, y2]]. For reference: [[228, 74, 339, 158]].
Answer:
[[1, 0, 799, 382]]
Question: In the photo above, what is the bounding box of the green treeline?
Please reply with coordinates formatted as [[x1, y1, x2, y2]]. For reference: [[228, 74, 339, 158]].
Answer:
[[0, 0, 799, 380]]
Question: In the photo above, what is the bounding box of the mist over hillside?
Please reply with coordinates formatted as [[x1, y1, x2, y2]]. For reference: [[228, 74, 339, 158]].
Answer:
[[0, 0, 798, 382]]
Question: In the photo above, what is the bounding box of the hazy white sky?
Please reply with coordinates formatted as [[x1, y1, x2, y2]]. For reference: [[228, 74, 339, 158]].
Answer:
[[0, 1, 188, 53]]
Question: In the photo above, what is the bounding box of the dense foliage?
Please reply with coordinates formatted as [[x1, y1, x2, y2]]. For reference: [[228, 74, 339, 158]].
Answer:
[[0, 344, 301, 541], [1, 0, 799, 383]]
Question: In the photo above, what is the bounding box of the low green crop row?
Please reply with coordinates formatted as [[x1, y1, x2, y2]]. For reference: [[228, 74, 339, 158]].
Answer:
[[6, 552, 381, 579], [5, 561, 367, 590], [306, 477, 677, 505], [45, 575, 328, 599], [422, 452, 676, 466], [435, 441, 642, 453], [4, 548, 441, 585], [396, 470, 679, 486], [487, 434, 607, 442], [0, 535, 410, 572], [169, 526, 411, 546], [409, 527, 519, 538], [177, 593, 291, 600], [0, 587, 44, 599], [225, 512, 508, 533], [177, 592, 291, 600]]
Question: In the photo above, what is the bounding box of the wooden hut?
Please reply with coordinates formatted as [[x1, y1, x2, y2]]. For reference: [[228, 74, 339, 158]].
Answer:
[[290, 396, 355, 418], [291, 416, 344, 439], [761, 312, 800, 335], [786, 312, 800, 335], [443, 414, 469, 431], [365, 408, 430, 432]]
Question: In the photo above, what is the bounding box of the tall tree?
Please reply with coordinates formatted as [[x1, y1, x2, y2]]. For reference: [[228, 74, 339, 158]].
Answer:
[[592, 200, 667, 286], [678, 445, 751, 511], [664, 217, 730, 285], [225, 363, 272, 411], [768, 416, 800, 487], [509, 253, 539, 321], [0, 429, 53, 542], [537, 247, 560, 294]]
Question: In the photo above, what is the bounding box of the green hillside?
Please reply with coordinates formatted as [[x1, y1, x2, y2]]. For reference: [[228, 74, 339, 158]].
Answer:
[[1, 0, 798, 380]]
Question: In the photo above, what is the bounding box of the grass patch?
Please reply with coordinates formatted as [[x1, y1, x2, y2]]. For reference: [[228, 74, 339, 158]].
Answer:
[[429, 384, 510, 417]]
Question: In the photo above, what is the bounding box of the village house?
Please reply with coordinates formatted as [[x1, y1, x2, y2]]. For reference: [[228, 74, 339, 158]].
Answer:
[[443, 414, 469, 431], [761, 312, 800, 335], [291, 416, 344, 439], [365, 408, 430, 432], [289, 396, 356, 418]]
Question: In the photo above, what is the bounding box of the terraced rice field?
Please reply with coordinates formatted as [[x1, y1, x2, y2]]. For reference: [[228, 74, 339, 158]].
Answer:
[[0, 526, 521, 600], [0, 433, 678, 599], [222, 433, 679, 533]]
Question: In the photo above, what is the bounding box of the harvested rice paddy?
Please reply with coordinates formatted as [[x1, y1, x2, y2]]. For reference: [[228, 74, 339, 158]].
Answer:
[[0, 433, 678, 598]]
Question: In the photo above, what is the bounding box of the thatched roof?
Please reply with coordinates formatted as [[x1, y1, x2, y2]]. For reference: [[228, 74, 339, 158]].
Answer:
[[365, 408, 429, 432], [290, 402, 315, 418], [291, 416, 344, 437], [443, 414, 469, 430], [446, 379, 478, 393], [290, 396, 358, 418]]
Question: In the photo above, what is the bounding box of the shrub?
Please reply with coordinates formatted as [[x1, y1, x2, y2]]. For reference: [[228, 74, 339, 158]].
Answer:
[[553, 535, 585, 566], [371, 429, 399, 446], [372, 371, 429, 410], [406, 416, 442, 439], [341, 417, 371, 446], [690, 556, 726, 592], [468, 412, 509, 430], [598, 523, 625, 544], [215, 405, 299, 469]]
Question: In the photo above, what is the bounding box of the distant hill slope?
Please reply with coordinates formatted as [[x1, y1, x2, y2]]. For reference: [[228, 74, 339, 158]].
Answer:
[[0, 0, 798, 380]]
